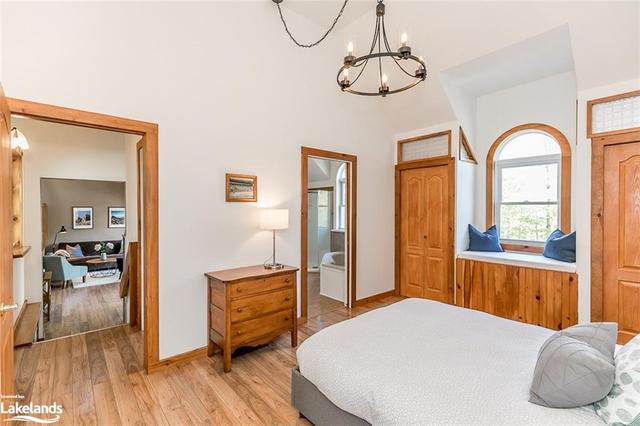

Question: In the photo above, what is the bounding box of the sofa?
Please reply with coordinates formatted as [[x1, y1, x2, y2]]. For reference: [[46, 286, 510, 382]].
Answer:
[[55, 240, 124, 273]]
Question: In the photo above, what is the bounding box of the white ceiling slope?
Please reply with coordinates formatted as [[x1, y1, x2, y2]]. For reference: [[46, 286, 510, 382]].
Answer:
[[322, 1, 640, 134], [441, 25, 575, 98]]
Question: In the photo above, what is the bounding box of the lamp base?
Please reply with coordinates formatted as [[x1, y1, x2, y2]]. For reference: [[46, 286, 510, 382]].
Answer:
[[264, 263, 285, 270]]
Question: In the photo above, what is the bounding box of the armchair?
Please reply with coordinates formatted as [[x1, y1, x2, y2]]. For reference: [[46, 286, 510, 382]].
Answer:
[[43, 255, 88, 288]]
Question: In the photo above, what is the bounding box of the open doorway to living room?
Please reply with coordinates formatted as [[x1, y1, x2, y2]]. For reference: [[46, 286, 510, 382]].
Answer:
[[10, 115, 141, 343], [41, 178, 127, 340]]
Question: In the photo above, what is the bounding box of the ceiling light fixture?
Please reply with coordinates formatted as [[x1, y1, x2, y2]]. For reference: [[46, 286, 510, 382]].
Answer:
[[273, 0, 426, 98], [338, 0, 426, 97], [10, 127, 30, 150]]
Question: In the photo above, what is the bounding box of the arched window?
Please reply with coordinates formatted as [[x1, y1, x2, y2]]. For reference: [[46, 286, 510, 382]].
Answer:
[[487, 124, 571, 249], [335, 163, 347, 230]]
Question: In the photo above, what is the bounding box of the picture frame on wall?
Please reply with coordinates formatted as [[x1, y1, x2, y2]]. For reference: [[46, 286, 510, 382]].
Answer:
[[72, 206, 93, 229], [225, 173, 257, 202], [108, 207, 126, 228]]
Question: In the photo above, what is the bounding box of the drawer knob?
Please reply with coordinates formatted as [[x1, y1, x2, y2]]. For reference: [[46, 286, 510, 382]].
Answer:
[[236, 308, 243, 313], [284, 297, 290, 302], [284, 278, 290, 283], [284, 317, 289, 321], [236, 288, 242, 293]]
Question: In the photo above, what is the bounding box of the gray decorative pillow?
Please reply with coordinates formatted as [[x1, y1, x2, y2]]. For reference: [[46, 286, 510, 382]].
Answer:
[[530, 323, 618, 408], [595, 334, 640, 425]]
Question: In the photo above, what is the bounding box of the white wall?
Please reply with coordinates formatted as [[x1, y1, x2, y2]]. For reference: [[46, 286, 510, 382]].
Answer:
[[12, 117, 127, 304], [2, 2, 396, 359]]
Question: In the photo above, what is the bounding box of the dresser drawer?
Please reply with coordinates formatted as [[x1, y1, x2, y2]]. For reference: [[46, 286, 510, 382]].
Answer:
[[231, 273, 294, 299], [231, 288, 294, 323], [231, 310, 292, 346]]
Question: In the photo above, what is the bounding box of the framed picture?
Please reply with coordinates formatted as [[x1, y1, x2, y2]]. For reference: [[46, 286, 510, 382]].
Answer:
[[72, 207, 93, 229], [108, 207, 126, 228], [226, 173, 257, 202]]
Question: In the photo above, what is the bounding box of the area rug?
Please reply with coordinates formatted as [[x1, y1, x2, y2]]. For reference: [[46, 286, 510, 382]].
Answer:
[[71, 269, 120, 288]]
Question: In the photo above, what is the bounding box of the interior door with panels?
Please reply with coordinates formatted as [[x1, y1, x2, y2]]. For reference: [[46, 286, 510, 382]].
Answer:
[[399, 161, 452, 303], [603, 140, 640, 343]]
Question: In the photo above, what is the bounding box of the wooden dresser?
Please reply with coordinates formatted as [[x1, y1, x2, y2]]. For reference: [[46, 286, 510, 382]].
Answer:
[[205, 265, 298, 372]]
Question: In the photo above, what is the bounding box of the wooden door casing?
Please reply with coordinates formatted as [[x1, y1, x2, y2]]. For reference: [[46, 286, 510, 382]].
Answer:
[[603, 141, 640, 343], [399, 162, 452, 303], [0, 83, 14, 409]]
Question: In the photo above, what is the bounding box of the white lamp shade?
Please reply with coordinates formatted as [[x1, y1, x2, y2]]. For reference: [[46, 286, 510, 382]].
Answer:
[[259, 209, 289, 230], [11, 128, 29, 150]]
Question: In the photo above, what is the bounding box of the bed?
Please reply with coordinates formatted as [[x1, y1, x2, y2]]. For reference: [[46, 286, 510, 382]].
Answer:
[[294, 298, 606, 425]]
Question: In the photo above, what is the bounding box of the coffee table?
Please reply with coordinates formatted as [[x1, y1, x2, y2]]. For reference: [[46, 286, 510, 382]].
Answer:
[[86, 257, 118, 278]]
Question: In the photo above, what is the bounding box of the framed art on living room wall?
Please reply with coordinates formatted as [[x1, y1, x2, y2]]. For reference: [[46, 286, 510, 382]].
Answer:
[[72, 206, 93, 229], [108, 207, 126, 228]]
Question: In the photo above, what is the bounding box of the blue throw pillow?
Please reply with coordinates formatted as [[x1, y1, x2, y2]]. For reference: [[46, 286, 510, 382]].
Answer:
[[543, 229, 576, 263], [65, 244, 84, 258], [468, 224, 504, 252]]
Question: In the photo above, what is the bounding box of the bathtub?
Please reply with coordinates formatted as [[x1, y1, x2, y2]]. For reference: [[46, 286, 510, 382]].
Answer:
[[320, 252, 346, 303]]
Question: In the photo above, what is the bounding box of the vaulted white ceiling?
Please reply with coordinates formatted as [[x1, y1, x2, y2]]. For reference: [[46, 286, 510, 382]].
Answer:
[[283, 1, 639, 134]]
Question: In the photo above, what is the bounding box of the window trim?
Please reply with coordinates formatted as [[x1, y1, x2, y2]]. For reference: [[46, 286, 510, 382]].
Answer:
[[486, 123, 571, 253]]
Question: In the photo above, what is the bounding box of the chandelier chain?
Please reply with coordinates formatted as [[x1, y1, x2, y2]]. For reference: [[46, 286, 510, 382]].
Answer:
[[275, 0, 349, 48]]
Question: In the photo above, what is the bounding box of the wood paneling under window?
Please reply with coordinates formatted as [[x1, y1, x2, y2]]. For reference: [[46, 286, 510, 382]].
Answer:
[[455, 258, 578, 330]]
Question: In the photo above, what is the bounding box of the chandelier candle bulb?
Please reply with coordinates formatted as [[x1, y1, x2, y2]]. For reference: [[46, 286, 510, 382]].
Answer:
[[401, 32, 408, 47], [347, 41, 354, 55]]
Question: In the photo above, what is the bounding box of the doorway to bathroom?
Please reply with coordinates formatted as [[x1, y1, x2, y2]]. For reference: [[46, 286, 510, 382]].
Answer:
[[301, 147, 357, 322]]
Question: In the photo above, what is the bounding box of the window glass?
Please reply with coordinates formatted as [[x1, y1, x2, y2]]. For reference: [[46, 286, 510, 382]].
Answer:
[[336, 164, 347, 230], [501, 164, 558, 203], [498, 132, 560, 160], [495, 130, 562, 243]]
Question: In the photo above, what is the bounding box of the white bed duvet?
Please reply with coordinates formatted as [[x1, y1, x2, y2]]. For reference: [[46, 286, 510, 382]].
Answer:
[[297, 298, 605, 425]]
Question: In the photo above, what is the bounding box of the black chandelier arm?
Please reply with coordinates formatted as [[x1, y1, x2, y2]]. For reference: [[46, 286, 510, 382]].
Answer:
[[340, 78, 424, 97], [275, 0, 349, 48], [337, 53, 426, 95], [380, 16, 416, 78]]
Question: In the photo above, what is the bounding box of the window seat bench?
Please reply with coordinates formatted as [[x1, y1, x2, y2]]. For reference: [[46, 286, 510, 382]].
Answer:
[[455, 251, 578, 330], [457, 250, 576, 274]]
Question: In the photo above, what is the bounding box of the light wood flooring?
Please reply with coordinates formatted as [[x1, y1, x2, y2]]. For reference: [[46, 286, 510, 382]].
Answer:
[[14, 294, 404, 425], [44, 282, 124, 340], [307, 272, 344, 318]]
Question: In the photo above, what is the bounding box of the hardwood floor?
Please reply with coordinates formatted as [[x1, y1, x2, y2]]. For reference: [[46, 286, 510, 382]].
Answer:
[[44, 282, 124, 340], [14, 295, 404, 425], [307, 272, 344, 318]]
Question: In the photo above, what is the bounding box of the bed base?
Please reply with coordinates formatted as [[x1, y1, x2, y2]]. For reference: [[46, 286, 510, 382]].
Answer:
[[291, 367, 369, 426]]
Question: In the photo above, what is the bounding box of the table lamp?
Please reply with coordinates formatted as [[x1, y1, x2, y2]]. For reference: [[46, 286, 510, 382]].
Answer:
[[260, 209, 288, 269]]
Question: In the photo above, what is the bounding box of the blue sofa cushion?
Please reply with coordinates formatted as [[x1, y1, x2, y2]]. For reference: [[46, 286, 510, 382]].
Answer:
[[543, 229, 576, 263], [66, 244, 84, 258], [468, 224, 504, 252]]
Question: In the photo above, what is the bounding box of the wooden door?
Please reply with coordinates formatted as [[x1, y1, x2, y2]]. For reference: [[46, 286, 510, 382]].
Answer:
[[604, 140, 640, 343], [399, 164, 451, 303], [0, 83, 15, 410]]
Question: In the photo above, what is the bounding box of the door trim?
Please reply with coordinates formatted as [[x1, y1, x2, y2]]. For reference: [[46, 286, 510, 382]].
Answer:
[[395, 157, 455, 303], [590, 129, 640, 321], [6, 98, 159, 373], [301, 147, 357, 322]]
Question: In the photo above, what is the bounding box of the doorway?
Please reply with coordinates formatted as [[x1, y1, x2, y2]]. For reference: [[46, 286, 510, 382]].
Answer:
[[0, 95, 159, 391], [301, 147, 357, 322]]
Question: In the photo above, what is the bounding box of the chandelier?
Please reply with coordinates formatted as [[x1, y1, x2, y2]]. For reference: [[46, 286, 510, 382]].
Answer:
[[338, 1, 426, 97], [273, 0, 427, 97]]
